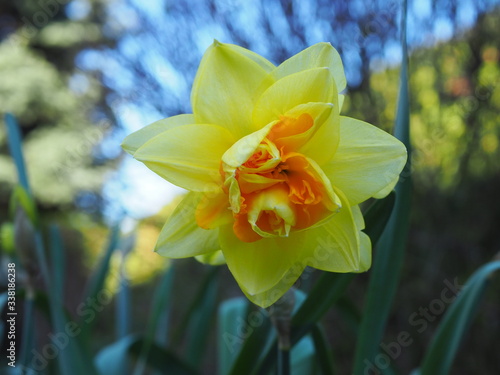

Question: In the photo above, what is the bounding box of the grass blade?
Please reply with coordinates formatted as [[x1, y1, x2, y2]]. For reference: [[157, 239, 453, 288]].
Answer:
[[172, 267, 218, 345], [48, 226, 98, 375], [417, 260, 500, 375], [116, 253, 130, 339], [4, 113, 30, 193], [254, 192, 396, 374], [311, 324, 335, 375], [185, 267, 219, 368], [225, 300, 273, 375], [352, 0, 411, 372], [133, 265, 176, 375], [292, 192, 395, 340], [81, 225, 120, 333], [95, 335, 198, 375]]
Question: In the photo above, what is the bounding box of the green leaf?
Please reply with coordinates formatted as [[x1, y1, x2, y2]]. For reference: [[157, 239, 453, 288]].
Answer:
[[227, 290, 319, 375], [292, 192, 395, 340], [81, 225, 120, 332], [417, 260, 500, 375], [172, 267, 218, 346], [253, 191, 396, 374], [9, 185, 38, 227], [292, 273, 354, 342], [133, 265, 176, 375], [4, 113, 30, 193], [311, 324, 335, 375], [352, 0, 411, 372], [185, 267, 219, 368], [115, 256, 130, 340], [95, 335, 198, 375], [224, 299, 273, 375], [48, 226, 98, 375], [49, 225, 65, 304]]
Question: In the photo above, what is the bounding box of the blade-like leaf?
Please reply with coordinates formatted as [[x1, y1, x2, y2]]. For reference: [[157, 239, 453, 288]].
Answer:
[[133, 265, 176, 375], [49, 225, 64, 304], [311, 324, 335, 375], [417, 260, 500, 375], [353, 0, 411, 372], [254, 191, 396, 374], [172, 267, 218, 345], [227, 290, 319, 375], [48, 226, 98, 375], [224, 300, 273, 375], [185, 268, 219, 368], [4, 113, 30, 193], [115, 254, 130, 340], [95, 335, 198, 375], [292, 191, 395, 341], [81, 225, 120, 333]]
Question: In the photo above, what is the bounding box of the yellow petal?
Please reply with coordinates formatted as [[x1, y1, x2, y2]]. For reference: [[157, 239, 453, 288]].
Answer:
[[196, 189, 233, 229], [191, 41, 274, 138], [219, 224, 307, 296], [274, 102, 334, 151], [253, 67, 336, 130], [242, 264, 305, 308], [221, 119, 275, 168], [351, 205, 371, 272], [357, 232, 372, 272], [195, 250, 226, 265], [221, 42, 275, 73], [272, 42, 346, 95], [156, 193, 220, 258], [247, 184, 296, 238], [351, 204, 365, 230], [121, 114, 194, 156], [134, 124, 235, 192], [338, 94, 345, 112], [304, 188, 360, 272], [323, 116, 407, 205]]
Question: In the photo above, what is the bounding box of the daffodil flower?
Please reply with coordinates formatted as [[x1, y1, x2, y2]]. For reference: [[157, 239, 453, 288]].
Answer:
[[122, 41, 407, 307]]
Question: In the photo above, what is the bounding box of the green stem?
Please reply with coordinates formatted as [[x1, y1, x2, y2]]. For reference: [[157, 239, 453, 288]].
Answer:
[[267, 289, 295, 375], [277, 348, 290, 375]]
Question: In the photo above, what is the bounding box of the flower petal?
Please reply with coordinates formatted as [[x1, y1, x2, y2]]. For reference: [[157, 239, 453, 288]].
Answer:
[[272, 42, 346, 95], [253, 67, 336, 130], [195, 250, 226, 265], [134, 124, 235, 192], [242, 264, 305, 308], [196, 189, 233, 229], [219, 224, 307, 296], [272, 102, 334, 153], [222, 42, 275, 73], [121, 114, 194, 156], [304, 188, 361, 272], [191, 41, 274, 138], [156, 193, 220, 258], [351, 205, 371, 272], [323, 116, 407, 205], [357, 232, 372, 272]]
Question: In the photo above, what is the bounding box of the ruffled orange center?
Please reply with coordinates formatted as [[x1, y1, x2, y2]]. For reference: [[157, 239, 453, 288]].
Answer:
[[210, 113, 340, 242]]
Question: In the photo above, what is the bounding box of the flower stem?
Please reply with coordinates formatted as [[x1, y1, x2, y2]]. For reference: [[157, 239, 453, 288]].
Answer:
[[267, 289, 295, 375], [278, 347, 290, 375]]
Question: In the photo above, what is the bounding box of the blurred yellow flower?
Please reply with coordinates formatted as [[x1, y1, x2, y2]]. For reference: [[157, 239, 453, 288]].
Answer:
[[122, 41, 407, 307]]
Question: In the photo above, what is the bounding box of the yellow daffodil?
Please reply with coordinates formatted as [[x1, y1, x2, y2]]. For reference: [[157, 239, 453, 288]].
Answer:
[[122, 41, 407, 307]]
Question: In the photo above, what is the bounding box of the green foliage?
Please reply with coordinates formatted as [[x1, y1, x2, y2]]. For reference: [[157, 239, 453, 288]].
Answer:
[[1, 3, 500, 375], [353, 3, 412, 371], [0, 4, 112, 208], [347, 10, 500, 193], [416, 260, 500, 375]]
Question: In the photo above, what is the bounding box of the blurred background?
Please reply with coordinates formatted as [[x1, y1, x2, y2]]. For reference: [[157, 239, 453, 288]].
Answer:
[[0, 0, 499, 373]]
